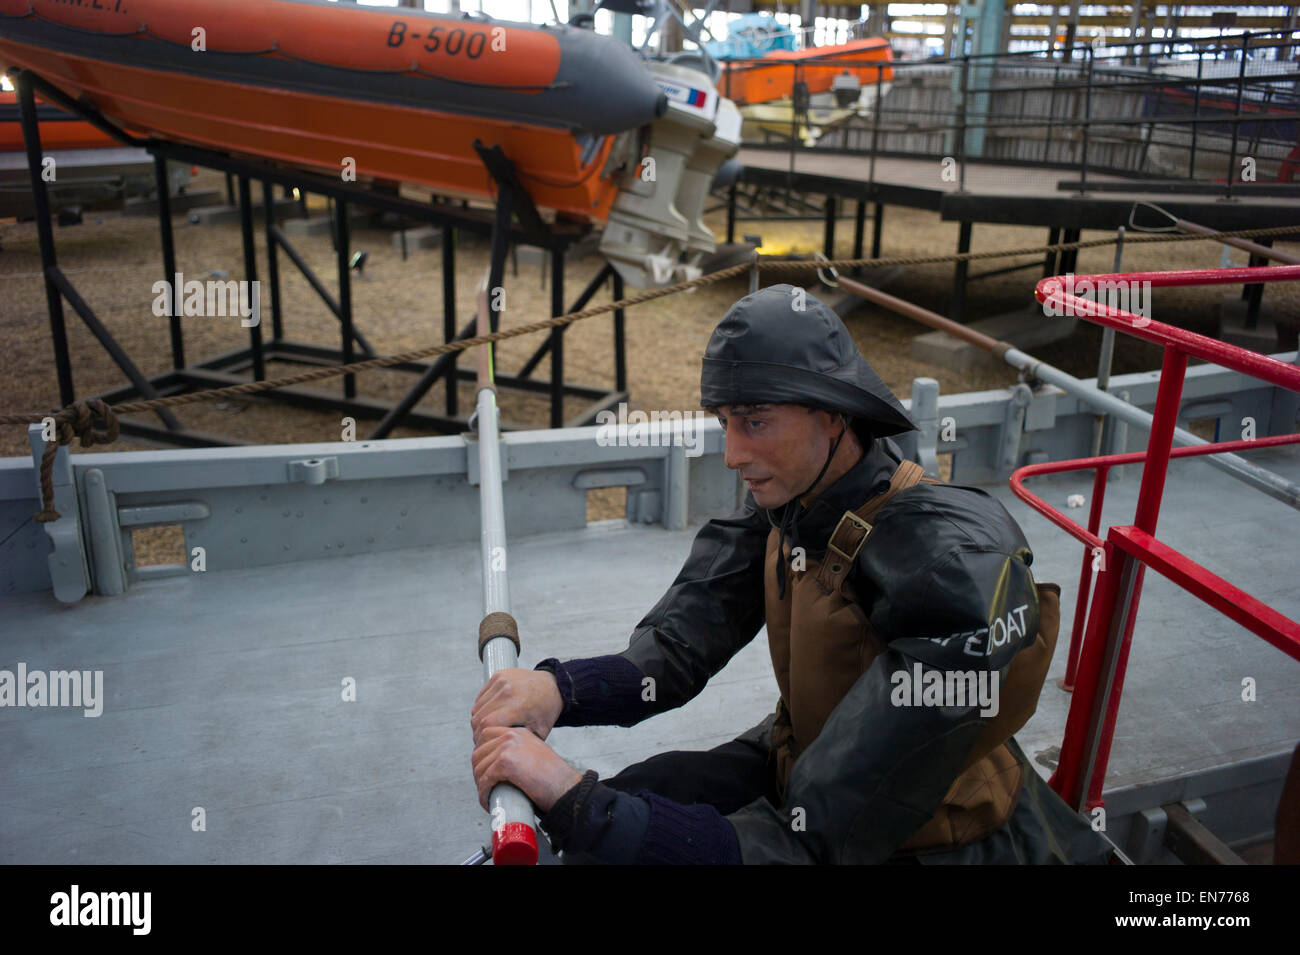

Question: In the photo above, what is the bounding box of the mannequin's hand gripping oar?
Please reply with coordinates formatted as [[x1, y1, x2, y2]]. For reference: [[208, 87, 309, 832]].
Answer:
[[469, 273, 539, 866]]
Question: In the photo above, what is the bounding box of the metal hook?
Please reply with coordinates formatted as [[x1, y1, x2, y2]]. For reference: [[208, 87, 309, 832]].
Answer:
[[813, 252, 839, 288], [1127, 200, 1179, 233]]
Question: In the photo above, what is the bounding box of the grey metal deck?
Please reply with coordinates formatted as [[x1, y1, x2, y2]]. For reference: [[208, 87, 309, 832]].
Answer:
[[2, 442, 1295, 863], [0, 514, 776, 863]]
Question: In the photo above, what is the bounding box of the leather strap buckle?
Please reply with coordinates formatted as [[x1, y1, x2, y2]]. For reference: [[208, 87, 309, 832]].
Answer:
[[826, 510, 873, 566]]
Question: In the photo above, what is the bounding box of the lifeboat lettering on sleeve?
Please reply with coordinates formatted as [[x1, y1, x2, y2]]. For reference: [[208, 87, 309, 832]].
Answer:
[[924, 603, 1032, 657]]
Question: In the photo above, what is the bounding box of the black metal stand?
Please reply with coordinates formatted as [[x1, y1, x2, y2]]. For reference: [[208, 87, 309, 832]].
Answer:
[[12, 68, 630, 448]]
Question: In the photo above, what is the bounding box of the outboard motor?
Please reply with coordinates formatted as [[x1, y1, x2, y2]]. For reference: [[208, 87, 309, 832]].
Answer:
[[600, 62, 725, 287], [672, 97, 741, 283], [831, 69, 861, 108]]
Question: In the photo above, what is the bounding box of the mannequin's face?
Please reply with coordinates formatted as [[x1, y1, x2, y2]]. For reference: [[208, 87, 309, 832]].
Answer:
[[711, 403, 853, 509]]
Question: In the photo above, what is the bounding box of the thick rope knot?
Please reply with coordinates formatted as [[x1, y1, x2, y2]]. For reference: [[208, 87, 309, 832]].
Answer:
[[33, 399, 120, 523], [65, 398, 120, 448]]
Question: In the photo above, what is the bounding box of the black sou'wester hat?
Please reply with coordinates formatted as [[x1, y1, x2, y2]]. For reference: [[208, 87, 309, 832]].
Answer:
[[699, 284, 917, 438]]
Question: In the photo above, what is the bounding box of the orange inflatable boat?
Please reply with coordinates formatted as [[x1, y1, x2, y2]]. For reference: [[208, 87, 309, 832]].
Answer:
[[0, 0, 668, 222]]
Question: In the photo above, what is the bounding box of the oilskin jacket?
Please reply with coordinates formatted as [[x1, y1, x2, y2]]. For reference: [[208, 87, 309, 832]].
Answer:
[[617, 437, 1111, 863]]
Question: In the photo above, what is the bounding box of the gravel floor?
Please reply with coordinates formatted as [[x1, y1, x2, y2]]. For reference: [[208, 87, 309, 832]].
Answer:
[[3, 167, 1297, 532]]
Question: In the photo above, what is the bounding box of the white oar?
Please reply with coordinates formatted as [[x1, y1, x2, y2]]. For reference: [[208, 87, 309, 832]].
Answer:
[[469, 272, 538, 866]]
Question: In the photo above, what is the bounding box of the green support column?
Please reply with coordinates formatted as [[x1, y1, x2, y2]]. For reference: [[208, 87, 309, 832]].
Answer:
[[947, 0, 1005, 160], [613, 12, 633, 44]]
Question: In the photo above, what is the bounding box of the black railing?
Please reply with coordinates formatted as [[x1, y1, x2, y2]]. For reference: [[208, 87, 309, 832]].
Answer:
[[726, 28, 1300, 199]]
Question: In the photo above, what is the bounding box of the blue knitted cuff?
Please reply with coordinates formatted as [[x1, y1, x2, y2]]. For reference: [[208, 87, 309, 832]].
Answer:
[[538, 779, 651, 864], [535, 655, 650, 728], [637, 792, 743, 865]]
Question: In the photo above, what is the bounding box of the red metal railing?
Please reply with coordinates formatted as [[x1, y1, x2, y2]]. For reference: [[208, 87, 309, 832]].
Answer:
[[1014, 264, 1300, 811]]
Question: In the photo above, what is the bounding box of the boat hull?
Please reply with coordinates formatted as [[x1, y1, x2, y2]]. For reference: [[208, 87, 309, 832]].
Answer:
[[0, 90, 120, 151], [0, 0, 669, 221], [719, 37, 894, 107]]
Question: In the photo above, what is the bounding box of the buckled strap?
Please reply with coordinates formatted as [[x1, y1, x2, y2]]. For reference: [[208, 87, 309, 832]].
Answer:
[[814, 461, 929, 594]]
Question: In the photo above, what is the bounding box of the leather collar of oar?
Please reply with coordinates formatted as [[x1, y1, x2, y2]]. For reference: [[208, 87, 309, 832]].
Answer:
[[33, 399, 120, 523], [12, 222, 1299, 525]]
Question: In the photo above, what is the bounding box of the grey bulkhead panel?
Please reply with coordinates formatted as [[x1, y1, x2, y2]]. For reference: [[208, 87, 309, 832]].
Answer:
[[1, 420, 738, 599], [1, 354, 1293, 600]]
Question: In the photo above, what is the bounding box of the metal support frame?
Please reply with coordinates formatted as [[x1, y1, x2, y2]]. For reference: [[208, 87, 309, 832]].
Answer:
[[10, 68, 628, 449], [952, 220, 972, 322], [743, 29, 1299, 212], [15, 71, 179, 434], [822, 194, 837, 258]]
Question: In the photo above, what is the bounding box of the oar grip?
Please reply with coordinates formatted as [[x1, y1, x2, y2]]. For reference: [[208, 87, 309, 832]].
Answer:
[[492, 821, 539, 866], [478, 611, 520, 660]]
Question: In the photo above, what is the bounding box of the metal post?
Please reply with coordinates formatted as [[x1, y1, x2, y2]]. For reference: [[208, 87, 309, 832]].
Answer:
[[443, 225, 458, 417], [155, 154, 185, 369], [487, 191, 513, 335], [1090, 227, 1123, 457], [1060, 463, 1112, 690], [1133, 347, 1190, 535], [262, 180, 284, 343], [871, 63, 882, 184], [822, 195, 837, 258], [1126, 1, 1143, 66], [550, 248, 565, 428], [1061, 227, 1081, 273], [726, 182, 737, 245], [952, 220, 972, 322], [1075, 548, 1144, 809], [471, 278, 539, 867], [853, 199, 866, 260], [1226, 31, 1249, 200], [958, 54, 970, 192], [17, 72, 75, 406], [612, 270, 627, 393], [1188, 49, 1203, 178], [1043, 226, 1061, 277], [1079, 45, 1093, 195], [1244, 239, 1272, 329], [335, 198, 355, 399], [871, 203, 884, 259], [237, 176, 266, 381], [1044, 65, 1060, 163]]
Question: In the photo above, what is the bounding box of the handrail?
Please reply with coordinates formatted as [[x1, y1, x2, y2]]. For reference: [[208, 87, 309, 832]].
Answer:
[[1011, 433, 1300, 691], [1012, 264, 1300, 812], [1035, 265, 1300, 389], [1011, 433, 1300, 553], [736, 27, 1300, 197]]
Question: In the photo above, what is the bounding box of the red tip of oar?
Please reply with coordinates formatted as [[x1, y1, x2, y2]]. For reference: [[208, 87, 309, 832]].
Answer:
[[492, 822, 539, 866]]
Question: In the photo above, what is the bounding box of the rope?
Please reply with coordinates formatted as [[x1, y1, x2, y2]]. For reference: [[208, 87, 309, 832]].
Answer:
[[32, 399, 119, 523], [7, 223, 1299, 521]]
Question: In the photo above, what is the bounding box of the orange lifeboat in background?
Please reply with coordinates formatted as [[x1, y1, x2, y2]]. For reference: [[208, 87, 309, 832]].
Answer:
[[719, 36, 894, 106], [0, 89, 119, 151]]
